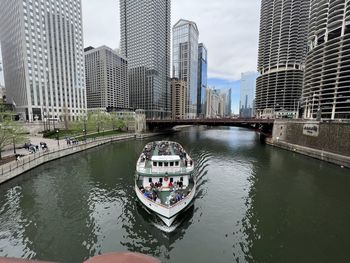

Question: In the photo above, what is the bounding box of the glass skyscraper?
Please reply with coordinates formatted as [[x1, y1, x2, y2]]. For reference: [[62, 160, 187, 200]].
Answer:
[[0, 0, 86, 121], [120, 0, 171, 119], [197, 43, 207, 117], [172, 19, 199, 118], [240, 72, 258, 118]]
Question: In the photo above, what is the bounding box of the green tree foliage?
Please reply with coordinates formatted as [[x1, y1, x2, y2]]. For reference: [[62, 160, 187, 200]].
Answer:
[[70, 111, 126, 136], [0, 106, 27, 159]]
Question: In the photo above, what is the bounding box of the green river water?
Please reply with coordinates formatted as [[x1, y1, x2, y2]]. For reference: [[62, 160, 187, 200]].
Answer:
[[0, 127, 349, 263]]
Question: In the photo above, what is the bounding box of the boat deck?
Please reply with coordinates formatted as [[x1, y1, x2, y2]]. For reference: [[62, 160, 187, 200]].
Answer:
[[137, 180, 195, 207]]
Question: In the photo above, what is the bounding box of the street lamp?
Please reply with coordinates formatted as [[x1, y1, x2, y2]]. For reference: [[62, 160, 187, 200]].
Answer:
[[56, 129, 60, 147], [83, 118, 87, 142], [12, 135, 16, 155]]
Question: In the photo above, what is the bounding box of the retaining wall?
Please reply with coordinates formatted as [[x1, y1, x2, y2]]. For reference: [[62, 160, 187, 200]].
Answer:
[[269, 120, 350, 168], [0, 134, 135, 185]]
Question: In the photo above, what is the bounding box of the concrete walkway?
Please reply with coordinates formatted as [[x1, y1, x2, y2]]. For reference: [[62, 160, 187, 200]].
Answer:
[[2, 135, 65, 158], [0, 134, 135, 185]]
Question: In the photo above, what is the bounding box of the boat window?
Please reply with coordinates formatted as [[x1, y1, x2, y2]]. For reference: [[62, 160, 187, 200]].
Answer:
[[153, 162, 157, 167], [149, 178, 153, 183], [170, 162, 174, 167], [159, 178, 163, 183], [175, 161, 179, 166], [159, 162, 163, 167], [170, 178, 174, 183], [180, 177, 183, 182], [165, 162, 169, 167], [190, 160, 193, 166]]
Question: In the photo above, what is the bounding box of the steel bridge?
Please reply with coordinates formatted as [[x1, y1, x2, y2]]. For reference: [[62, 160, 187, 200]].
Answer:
[[146, 118, 275, 137]]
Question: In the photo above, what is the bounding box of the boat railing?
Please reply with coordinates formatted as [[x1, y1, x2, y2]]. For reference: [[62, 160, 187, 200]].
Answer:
[[135, 182, 195, 209], [135, 185, 170, 209]]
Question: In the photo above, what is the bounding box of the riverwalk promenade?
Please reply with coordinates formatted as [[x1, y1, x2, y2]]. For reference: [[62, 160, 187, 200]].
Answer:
[[0, 133, 152, 185]]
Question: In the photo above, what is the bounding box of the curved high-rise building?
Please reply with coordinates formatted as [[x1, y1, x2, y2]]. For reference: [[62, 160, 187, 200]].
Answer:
[[302, 0, 350, 120], [256, 0, 311, 118]]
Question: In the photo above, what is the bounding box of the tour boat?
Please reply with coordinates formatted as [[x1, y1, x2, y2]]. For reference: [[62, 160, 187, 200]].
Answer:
[[135, 141, 196, 227]]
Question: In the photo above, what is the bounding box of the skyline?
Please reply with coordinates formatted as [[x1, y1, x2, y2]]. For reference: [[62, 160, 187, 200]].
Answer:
[[82, 0, 260, 113], [0, 0, 260, 114], [82, 0, 261, 81]]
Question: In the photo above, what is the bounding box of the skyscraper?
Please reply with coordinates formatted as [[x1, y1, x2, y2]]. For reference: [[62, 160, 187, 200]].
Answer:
[[171, 78, 188, 120], [85, 46, 129, 111], [172, 19, 199, 118], [197, 43, 208, 117], [240, 72, 258, 118], [219, 88, 232, 117], [120, 0, 171, 118], [256, 0, 311, 118], [0, 0, 86, 121], [302, 0, 350, 120]]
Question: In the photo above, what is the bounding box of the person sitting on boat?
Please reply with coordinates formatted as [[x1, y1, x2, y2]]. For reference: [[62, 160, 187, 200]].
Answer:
[[168, 181, 173, 188], [175, 193, 182, 202], [143, 191, 151, 199]]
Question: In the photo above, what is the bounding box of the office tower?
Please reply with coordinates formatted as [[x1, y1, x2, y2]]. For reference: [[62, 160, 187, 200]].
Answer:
[[171, 78, 188, 119], [240, 72, 258, 118], [221, 88, 232, 117], [303, 0, 350, 120], [197, 43, 208, 117], [173, 19, 199, 118], [256, 0, 311, 118], [85, 46, 129, 111], [0, 0, 86, 121], [206, 87, 225, 118], [120, 0, 171, 118]]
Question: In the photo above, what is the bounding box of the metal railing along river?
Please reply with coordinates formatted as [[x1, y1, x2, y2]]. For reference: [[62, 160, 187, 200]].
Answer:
[[0, 134, 135, 184]]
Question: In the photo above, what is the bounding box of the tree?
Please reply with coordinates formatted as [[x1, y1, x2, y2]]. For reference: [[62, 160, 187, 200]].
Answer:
[[0, 111, 27, 159]]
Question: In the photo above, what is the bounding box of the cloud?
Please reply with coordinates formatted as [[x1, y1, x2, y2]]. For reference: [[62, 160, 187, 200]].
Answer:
[[82, 0, 261, 81]]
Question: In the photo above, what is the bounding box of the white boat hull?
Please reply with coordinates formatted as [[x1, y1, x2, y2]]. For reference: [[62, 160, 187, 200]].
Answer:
[[135, 185, 196, 226]]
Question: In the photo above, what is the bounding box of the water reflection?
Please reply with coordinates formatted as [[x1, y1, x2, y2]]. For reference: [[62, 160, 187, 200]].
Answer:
[[0, 127, 349, 263]]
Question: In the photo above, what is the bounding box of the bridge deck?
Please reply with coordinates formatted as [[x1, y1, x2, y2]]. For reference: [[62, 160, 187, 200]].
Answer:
[[146, 118, 274, 125]]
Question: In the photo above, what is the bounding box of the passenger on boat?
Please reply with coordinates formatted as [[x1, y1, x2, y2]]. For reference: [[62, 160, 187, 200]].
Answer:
[[168, 181, 173, 188], [143, 191, 151, 199], [156, 197, 161, 204], [175, 193, 182, 202]]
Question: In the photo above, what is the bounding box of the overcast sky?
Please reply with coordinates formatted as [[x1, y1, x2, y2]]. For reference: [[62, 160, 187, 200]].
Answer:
[[82, 0, 261, 81]]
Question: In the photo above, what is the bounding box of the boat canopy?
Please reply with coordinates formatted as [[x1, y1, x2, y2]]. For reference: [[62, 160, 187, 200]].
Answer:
[[151, 155, 181, 162]]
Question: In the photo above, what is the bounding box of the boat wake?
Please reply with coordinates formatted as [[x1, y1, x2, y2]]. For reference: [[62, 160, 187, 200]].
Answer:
[[152, 221, 181, 233]]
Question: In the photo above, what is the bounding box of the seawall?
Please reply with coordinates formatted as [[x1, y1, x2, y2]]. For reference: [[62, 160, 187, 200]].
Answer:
[[0, 133, 160, 185], [267, 120, 350, 168]]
